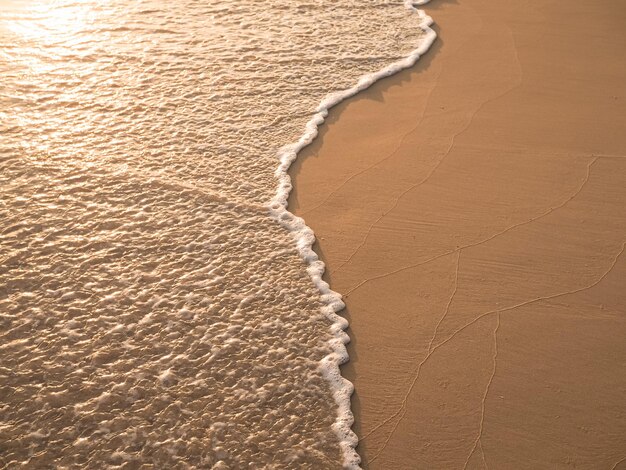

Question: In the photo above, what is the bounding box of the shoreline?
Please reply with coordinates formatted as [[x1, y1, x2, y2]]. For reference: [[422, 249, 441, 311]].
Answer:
[[272, 3, 438, 467], [289, 0, 626, 468]]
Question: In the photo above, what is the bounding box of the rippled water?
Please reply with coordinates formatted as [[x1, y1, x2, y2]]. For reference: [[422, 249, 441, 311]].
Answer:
[[0, 0, 427, 467]]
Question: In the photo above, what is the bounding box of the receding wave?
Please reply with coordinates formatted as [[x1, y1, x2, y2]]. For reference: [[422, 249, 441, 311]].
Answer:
[[0, 0, 435, 468]]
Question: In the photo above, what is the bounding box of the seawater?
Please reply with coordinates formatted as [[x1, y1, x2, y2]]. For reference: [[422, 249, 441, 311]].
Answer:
[[0, 0, 433, 467]]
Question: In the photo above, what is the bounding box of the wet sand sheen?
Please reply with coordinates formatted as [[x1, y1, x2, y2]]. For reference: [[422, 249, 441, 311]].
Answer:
[[289, 0, 626, 468]]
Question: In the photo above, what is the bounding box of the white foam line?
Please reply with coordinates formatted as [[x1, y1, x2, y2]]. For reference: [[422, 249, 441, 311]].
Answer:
[[268, 1, 437, 468]]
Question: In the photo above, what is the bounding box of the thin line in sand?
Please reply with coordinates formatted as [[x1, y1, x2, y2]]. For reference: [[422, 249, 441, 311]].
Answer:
[[463, 312, 500, 470], [343, 156, 599, 297], [330, 29, 524, 277], [363, 240, 625, 461]]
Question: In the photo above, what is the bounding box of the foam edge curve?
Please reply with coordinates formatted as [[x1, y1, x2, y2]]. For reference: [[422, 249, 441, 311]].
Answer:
[[268, 2, 437, 468]]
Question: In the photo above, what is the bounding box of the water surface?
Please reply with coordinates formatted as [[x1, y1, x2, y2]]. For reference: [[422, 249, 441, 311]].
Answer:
[[0, 1, 426, 467]]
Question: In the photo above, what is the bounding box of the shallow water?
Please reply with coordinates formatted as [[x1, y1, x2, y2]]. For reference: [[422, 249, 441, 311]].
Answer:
[[0, 1, 427, 467]]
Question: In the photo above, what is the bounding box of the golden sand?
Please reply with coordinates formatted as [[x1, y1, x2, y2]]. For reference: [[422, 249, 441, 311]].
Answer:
[[289, 0, 626, 467]]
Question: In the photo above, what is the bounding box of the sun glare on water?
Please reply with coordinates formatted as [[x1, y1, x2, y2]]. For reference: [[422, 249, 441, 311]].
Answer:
[[1, 0, 97, 43], [0, 0, 111, 158]]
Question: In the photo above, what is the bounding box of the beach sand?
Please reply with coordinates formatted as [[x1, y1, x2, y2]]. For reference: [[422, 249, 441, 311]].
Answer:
[[289, 0, 626, 468]]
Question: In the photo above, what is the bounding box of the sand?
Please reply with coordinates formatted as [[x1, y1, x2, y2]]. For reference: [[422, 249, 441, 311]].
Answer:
[[288, 0, 626, 468]]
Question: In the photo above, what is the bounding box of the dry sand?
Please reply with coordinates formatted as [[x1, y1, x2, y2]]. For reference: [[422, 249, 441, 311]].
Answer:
[[289, 0, 626, 468]]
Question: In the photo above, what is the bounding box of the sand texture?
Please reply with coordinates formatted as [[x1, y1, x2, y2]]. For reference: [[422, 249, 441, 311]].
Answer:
[[289, 0, 626, 468]]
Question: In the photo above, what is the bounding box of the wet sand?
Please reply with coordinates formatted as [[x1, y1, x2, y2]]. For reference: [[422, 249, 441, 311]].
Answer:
[[289, 0, 626, 468]]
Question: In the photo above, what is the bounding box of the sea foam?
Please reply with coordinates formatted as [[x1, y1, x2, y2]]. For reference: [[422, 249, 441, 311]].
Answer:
[[270, 1, 437, 467], [1, 0, 437, 467]]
